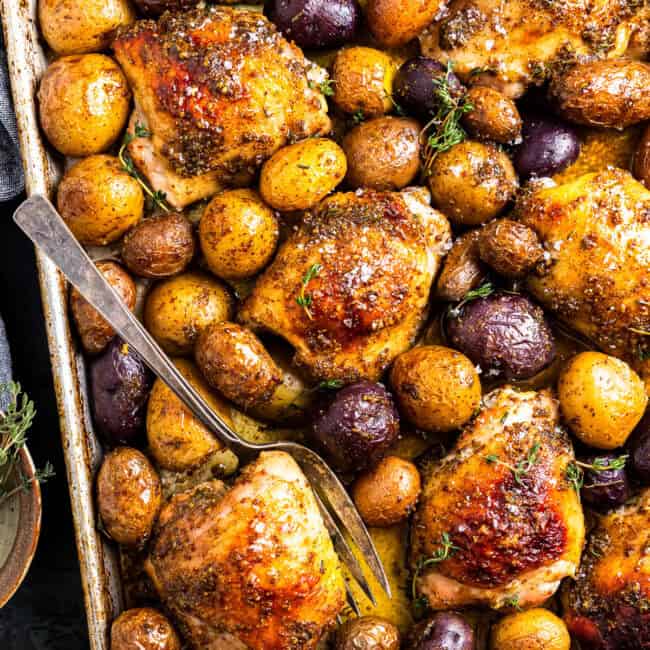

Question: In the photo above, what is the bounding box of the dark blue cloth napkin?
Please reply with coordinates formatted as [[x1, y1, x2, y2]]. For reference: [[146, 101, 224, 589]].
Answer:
[[0, 30, 24, 202]]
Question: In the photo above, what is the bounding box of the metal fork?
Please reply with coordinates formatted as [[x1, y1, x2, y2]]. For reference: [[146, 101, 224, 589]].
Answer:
[[14, 195, 391, 613]]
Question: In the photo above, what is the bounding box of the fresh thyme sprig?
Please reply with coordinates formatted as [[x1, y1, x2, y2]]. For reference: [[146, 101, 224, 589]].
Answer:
[[412, 532, 459, 601], [421, 61, 473, 174], [351, 110, 366, 125], [565, 455, 628, 493], [448, 282, 494, 317], [317, 379, 344, 391], [0, 383, 54, 508], [118, 123, 170, 213], [296, 263, 322, 319], [502, 594, 522, 611], [484, 442, 541, 486]]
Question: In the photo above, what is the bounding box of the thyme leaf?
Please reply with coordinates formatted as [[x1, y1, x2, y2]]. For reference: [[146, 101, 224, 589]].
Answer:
[[351, 110, 365, 125], [412, 532, 459, 601], [296, 263, 322, 319], [317, 380, 344, 391], [483, 442, 541, 486], [566, 462, 584, 493], [448, 282, 495, 317], [502, 594, 522, 611]]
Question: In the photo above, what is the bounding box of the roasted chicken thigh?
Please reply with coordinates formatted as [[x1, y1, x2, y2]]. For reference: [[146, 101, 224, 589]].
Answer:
[[412, 387, 585, 610], [113, 7, 331, 208], [239, 187, 452, 383], [146, 451, 345, 650], [420, 0, 647, 97]]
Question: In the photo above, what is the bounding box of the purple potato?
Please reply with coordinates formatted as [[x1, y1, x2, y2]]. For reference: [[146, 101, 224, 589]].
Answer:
[[628, 409, 650, 483], [446, 292, 556, 380], [407, 612, 475, 650], [266, 0, 361, 49], [393, 56, 465, 119], [90, 338, 153, 445], [311, 382, 399, 474], [580, 453, 632, 510], [513, 115, 580, 179]]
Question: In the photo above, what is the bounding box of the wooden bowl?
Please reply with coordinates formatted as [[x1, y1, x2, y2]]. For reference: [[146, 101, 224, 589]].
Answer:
[[0, 446, 42, 607]]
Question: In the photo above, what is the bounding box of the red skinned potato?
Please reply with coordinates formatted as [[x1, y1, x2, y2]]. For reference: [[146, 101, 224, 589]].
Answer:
[[367, 0, 446, 47]]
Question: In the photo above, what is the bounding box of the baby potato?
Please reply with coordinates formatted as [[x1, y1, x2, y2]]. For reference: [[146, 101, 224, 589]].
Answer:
[[428, 141, 518, 226], [342, 117, 421, 191], [336, 616, 401, 650], [435, 230, 486, 302], [352, 456, 421, 527], [332, 46, 395, 117], [39, 0, 135, 56], [478, 218, 543, 279], [147, 359, 231, 471], [199, 189, 279, 280], [390, 345, 481, 432], [367, 0, 445, 48], [96, 447, 161, 548], [490, 608, 570, 650], [122, 213, 195, 279], [550, 59, 650, 130], [111, 608, 181, 650], [144, 271, 234, 356], [38, 54, 131, 156], [70, 261, 136, 355], [463, 86, 523, 145], [633, 123, 650, 188], [558, 352, 647, 450], [57, 155, 144, 246], [132, 0, 202, 16], [195, 322, 282, 410], [259, 139, 346, 212]]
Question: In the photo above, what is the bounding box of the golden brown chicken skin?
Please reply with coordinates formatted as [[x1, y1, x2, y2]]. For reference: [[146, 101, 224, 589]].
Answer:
[[113, 7, 331, 208], [146, 451, 345, 650], [563, 488, 650, 650], [239, 188, 452, 383], [515, 169, 650, 381], [420, 0, 646, 97], [412, 387, 584, 610]]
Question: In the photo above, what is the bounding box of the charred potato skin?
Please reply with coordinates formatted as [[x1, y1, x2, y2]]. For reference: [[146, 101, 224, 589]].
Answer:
[[336, 616, 401, 650], [463, 86, 523, 145], [490, 608, 570, 650], [194, 322, 282, 409], [259, 139, 347, 212], [366, 0, 445, 48], [428, 141, 518, 226], [342, 116, 421, 191], [122, 213, 195, 279], [38, 54, 131, 156], [110, 607, 181, 650], [332, 46, 395, 117], [146, 359, 231, 472], [96, 447, 162, 548], [39, 0, 135, 56], [478, 218, 543, 279], [352, 456, 421, 527], [550, 59, 650, 129], [199, 189, 279, 280], [633, 124, 650, 188], [57, 155, 144, 246], [70, 261, 136, 355], [143, 271, 234, 356], [436, 230, 486, 302], [390, 345, 481, 433]]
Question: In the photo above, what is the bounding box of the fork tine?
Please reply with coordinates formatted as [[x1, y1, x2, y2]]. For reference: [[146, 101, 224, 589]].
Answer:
[[314, 491, 376, 606], [345, 582, 361, 617], [292, 446, 392, 599]]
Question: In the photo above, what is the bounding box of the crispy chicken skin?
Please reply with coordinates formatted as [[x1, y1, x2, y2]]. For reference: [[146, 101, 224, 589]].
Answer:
[[412, 387, 584, 610], [146, 451, 345, 650], [113, 7, 331, 208], [420, 0, 646, 97], [239, 188, 452, 383], [563, 489, 650, 649], [515, 169, 650, 380]]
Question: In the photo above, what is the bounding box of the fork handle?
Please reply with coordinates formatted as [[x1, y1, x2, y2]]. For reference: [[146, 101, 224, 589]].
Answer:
[[14, 195, 247, 454]]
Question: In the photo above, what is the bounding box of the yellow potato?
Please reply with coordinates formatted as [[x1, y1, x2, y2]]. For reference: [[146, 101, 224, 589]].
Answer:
[[143, 271, 234, 356], [332, 46, 395, 117], [39, 0, 135, 55], [57, 155, 143, 246], [367, 0, 445, 48], [558, 352, 647, 449], [111, 608, 180, 650], [390, 345, 481, 432], [259, 139, 347, 211], [38, 54, 131, 156], [199, 189, 279, 280], [147, 359, 232, 471], [490, 608, 570, 650]]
